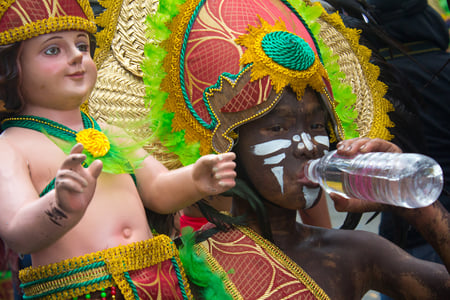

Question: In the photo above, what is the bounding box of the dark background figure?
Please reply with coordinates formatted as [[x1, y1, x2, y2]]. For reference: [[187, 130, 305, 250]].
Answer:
[[367, 0, 450, 265], [321, 2, 450, 298], [322, 0, 449, 262]]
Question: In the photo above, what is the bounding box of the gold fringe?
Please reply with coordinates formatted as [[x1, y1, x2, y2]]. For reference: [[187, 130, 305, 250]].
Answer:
[[315, 5, 394, 140]]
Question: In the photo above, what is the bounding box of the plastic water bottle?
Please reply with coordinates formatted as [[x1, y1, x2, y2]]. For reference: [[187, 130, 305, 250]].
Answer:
[[304, 150, 443, 208]]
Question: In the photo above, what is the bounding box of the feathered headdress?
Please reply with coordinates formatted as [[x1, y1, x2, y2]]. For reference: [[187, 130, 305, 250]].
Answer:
[[143, 0, 394, 166]]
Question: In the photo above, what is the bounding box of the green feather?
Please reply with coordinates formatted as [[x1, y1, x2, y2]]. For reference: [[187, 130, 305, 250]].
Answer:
[[178, 227, 233, 300]]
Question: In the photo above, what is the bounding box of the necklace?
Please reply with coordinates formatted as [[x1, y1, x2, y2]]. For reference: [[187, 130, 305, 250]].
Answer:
[[1, 110, 144, 177], [1, 111, 110, 158]]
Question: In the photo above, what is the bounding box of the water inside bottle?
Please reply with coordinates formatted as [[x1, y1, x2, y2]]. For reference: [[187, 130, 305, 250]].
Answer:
[[318, 153, 443, 208]]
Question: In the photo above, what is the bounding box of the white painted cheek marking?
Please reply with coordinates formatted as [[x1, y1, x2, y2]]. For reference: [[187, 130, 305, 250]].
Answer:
[[271, 166, 284, 194], [252, 139, 291, 156], [303, 186, 320, 209], [301, 132, 314, 150], [313, 135, 330, 148], [292, 135, 301, 142], [298, 143, 305, 150], [264, 153, 285, 165]]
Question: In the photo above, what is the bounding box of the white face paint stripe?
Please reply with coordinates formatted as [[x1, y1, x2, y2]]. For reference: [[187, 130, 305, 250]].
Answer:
[[271, 166, 284, 195], [298, 143, 305, 150], [251, 139, 291, 156], [301, 132, 314, 151], [303, 186, 320, 209], [264, 153, 285, 165], [313, 135, 330, 148]]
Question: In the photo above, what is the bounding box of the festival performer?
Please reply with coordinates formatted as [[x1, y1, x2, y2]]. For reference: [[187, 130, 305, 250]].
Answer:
[[144, 0, 450, 298], [0, 0, 236, 299]]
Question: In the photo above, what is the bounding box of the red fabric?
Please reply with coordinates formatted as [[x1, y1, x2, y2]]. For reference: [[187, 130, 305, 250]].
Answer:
[[0, 0, 87, 32], [221, 76, 272, 113], [179, 214, 208, 231], [184, 0, 319, 123], [128, 260, 186, 300], [201, 225, 323, 299]]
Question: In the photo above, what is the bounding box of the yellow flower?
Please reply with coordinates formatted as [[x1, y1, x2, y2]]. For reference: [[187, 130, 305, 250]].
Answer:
[[76, 128, 110, 158]]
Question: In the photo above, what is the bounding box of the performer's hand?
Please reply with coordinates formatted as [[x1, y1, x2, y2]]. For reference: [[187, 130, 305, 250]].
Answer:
[[329, 192, 387, 213], [336, 137, 402, 156], [329, 138, 401, 213], [55, 143, 103, 214], [192, 152, 236, 196]]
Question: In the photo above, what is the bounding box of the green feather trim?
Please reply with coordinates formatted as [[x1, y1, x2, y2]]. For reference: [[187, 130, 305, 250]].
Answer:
[[50, 128, 146, 174], [178, 227, 233, 300], [143, 0, 201, 166], [292, 1, 359, 139]]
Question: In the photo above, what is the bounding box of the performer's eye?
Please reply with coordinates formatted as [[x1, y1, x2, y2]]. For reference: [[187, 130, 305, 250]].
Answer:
[[270, 125, 284, 132], [310, 123, 325, 130]]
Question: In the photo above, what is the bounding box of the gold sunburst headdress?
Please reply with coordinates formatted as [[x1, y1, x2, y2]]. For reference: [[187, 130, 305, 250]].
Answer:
[[143, 0, 394, 166]]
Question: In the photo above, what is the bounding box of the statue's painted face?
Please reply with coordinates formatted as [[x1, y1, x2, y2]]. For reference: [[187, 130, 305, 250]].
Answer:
[[236, 87, 329, 210]]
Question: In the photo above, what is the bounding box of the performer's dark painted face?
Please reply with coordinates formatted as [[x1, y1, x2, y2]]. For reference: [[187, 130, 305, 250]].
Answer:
[[236, 87, 329, 210]]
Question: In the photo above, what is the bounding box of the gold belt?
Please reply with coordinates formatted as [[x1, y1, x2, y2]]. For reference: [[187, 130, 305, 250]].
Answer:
[[19, 235, 191, 300]]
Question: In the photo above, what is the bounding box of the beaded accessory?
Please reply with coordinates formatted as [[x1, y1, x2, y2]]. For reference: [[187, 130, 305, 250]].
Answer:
[[2, 111, 109, 158], [19, 235, 192, 300], [0, 0, 96, 46], [143, 0, 394, 166], [1, 110, 143, 174]]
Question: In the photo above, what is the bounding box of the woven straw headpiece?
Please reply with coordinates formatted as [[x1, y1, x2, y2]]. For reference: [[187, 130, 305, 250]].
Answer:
[[143, 0, 394, 166], [86, 0, 183, 169], [0, 0, 96, 45]]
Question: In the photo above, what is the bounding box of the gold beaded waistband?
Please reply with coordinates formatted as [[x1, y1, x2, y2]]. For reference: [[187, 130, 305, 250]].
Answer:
[[19, 235, 186, 300]]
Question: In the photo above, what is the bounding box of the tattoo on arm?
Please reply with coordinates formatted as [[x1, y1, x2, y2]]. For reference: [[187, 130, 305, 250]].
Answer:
[[45, 202, 67, 226]]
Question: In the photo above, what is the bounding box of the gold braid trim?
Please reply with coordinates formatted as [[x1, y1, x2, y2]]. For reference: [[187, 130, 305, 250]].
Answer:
[[161, 0, 214, 156], [19, 235, 188, 300], [315, 6, 394, 140], [0, 16, 96, 45], [93, 0, 124, 69], [237, 226, 330, 300], [78, 0, 97, 25], [171, 252, 193, 299], [0, 0, 15, 20]]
